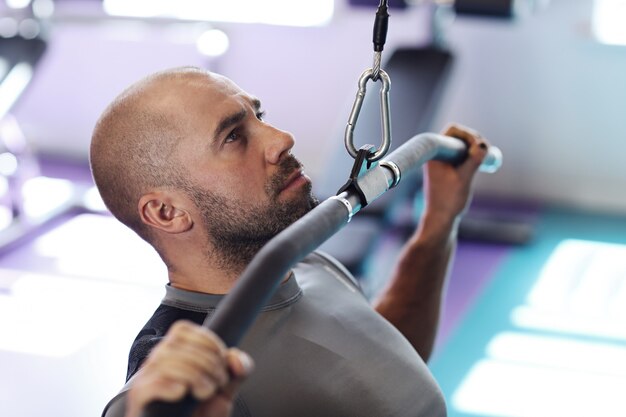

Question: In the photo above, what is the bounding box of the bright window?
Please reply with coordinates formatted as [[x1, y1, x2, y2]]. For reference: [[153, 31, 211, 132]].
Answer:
[[103, 0, 334, 27], [593, 0, 626, 46], [452, 239, 626, 417]]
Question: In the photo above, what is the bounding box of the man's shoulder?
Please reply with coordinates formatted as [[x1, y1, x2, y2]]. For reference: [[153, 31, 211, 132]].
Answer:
[[299, 251, 362, 292]]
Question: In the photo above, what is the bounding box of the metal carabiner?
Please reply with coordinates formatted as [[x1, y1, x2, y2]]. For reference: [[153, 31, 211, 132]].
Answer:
[[344, 68, 391, 163]]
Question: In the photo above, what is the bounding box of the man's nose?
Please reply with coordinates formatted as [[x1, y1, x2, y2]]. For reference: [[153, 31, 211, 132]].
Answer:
[[265, 126, 295, 165]]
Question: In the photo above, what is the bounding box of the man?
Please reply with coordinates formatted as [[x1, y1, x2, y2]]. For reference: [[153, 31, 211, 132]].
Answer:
[[92, 66, 489, 417]]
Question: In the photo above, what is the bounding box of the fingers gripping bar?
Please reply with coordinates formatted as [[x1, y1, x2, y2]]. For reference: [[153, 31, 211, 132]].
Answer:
[[142, 133, 502, 417]]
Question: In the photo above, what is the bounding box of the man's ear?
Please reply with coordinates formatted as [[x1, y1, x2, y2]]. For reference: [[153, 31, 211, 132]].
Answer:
[[138, 191, 193, 234]]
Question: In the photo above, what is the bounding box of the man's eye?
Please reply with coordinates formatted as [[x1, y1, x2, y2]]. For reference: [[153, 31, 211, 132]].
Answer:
[[225, 131, 240, 143], [256, 111, 266, 121]]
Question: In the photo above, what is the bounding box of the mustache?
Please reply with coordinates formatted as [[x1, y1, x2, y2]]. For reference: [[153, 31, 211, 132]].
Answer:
[[266, 155, 304, 199]]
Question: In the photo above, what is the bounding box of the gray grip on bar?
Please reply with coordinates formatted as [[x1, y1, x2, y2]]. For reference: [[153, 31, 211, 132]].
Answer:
[[383, 132, 503, 179]]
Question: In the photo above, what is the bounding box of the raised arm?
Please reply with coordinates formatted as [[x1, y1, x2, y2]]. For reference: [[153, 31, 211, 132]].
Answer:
[[373, 124, 489, 361]]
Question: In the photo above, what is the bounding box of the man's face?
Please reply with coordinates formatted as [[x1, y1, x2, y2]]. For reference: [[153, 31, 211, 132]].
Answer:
[[169, 73, 318, 270]]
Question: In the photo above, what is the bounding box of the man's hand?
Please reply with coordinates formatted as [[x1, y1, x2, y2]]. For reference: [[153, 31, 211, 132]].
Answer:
[[422, 123, 489, 223], [124, 320, 254, 417]]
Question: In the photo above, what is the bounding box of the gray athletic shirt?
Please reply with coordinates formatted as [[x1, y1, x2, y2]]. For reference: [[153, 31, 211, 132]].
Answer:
[[102, 251, 447, 417]]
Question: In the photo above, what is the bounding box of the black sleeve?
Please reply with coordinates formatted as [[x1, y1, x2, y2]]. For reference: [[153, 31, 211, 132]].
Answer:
[[126, 305, 207, 381]]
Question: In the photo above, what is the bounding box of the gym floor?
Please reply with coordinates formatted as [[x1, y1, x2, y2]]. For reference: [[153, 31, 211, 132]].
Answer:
[[1, 162, 625, 417]]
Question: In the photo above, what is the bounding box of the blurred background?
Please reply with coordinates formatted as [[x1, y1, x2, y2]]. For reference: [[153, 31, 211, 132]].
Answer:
[[0, 0, 625, 416]]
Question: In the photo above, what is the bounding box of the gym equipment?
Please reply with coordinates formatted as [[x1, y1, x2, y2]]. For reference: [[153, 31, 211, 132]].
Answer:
[[316, 45, 454, 273], [454, 0, 518, 18], [0, 34, 52, 254], [317, 1, 456, 273], [350, 0, 521, 20]]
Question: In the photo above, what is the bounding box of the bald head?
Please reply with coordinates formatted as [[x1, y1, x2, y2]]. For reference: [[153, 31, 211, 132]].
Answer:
[[90, 66, 210, 242], [91, 66, 317, 281]]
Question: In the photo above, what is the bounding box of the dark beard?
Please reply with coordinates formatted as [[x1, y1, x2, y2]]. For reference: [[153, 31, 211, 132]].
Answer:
[[187, 155, 319, 274]]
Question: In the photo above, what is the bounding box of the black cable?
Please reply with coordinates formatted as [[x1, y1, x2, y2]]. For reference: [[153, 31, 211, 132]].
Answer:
[[373, 0, 389, 52]]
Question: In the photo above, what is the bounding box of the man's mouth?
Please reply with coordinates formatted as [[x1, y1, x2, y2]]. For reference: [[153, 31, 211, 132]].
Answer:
[[268, 154, 310, 198], [280, 170, 306, 194]]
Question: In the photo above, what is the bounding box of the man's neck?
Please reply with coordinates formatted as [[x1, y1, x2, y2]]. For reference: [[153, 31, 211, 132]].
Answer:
[[168, 262, 241, 295], [168, 266, 293, 295]]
